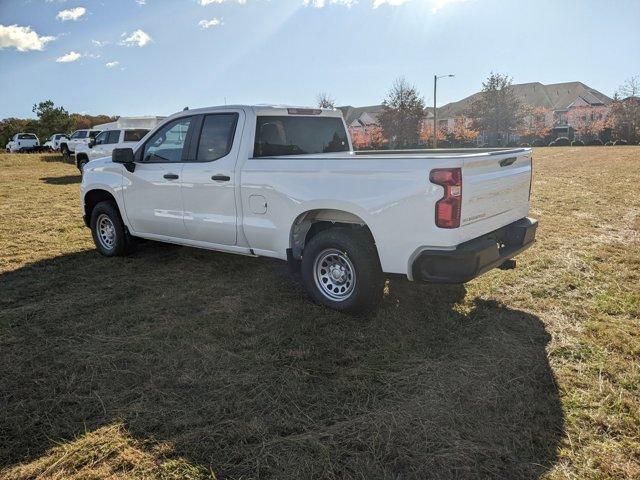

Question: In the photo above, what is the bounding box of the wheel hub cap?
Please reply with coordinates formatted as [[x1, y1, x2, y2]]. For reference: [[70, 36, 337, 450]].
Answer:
[[313, 249, 356, 302], [97, 214, 116, 250]]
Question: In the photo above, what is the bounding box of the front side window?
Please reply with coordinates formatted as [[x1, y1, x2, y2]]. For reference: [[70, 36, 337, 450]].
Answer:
[[253, 116, 349, 157], [107, 130, 121, 144], [124, 129, 149, 142], [196, 114, 238, 162], [143, 117, 192, 163], [93, 131, 109, 145]]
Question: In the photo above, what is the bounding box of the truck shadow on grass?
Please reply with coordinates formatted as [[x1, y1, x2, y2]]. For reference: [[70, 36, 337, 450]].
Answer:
[[40, 174, 81, 185], [0, 242, 564, 479]]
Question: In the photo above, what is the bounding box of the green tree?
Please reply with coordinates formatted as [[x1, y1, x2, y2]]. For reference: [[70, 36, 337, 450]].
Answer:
[[32, 100, 74, 140], [468, 73, 523, 146], [378, 77, 426, 149]]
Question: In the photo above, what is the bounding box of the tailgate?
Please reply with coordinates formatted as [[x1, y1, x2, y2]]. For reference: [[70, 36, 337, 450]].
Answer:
[[461, 149, 532, 230]]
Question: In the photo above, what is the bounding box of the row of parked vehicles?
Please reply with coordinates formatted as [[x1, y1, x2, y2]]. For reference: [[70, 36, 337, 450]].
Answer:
[[5, 117, 163, 172]]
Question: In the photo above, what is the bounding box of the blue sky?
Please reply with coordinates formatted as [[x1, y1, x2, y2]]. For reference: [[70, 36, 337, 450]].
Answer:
[[1, 0, 639, 118]]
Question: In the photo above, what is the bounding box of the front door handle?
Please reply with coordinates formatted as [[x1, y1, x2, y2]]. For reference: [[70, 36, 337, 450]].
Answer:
[[211, 174, 231, 182], [163, 173, 179, 180]]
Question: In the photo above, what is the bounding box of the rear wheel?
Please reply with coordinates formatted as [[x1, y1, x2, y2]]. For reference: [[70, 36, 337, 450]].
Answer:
[[301, 227, 383, 312], [90, 201, 136, 257]]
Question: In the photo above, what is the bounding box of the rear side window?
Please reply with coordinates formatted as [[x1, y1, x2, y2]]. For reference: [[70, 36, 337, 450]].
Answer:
[[254, 116, 349, 157], [124, 129, 149, 142], [18, 134, 37, 140], [195, 114, 238, 162], [107, 130, 121, 144]]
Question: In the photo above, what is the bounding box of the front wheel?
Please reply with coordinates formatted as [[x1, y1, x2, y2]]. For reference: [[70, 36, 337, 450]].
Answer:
[[78, 157, 88, 173], [90, 201, 136, 257], [61, 145, 70, 159], [301, 227, 383, 313]]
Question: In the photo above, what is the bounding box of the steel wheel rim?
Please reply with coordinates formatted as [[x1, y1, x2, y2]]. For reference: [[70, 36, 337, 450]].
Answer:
[[313, 248, 356, 302], [96, 214, 116, 250]]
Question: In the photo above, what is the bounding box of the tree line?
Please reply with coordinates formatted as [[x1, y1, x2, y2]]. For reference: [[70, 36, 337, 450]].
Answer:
[[319, 74, 640, 149], [0, 101, 116, 147]]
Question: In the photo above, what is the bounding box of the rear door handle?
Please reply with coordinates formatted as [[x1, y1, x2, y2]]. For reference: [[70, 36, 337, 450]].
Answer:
[[163, 173, 179, 180], [211, 174, 231, 182]]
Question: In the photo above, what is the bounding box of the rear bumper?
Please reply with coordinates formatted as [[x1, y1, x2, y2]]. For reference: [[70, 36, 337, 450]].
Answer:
[[411, 217, 538, 283]]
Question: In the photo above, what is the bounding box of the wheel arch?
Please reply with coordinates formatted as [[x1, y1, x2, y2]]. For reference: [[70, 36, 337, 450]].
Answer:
[[83, 189, 119, 227], [289, 208, 377, 260]]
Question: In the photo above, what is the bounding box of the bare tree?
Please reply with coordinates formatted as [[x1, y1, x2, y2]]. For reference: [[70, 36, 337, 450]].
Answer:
[[378, 77, 426, 149], [316, 92, 336, 109], [617, 75, 639, 98], [468, 73, 523, 146], [609, 76, 640, 143]]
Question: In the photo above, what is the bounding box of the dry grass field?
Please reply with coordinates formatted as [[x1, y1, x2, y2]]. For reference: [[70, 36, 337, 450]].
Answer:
[[0, 147, 638, 479]]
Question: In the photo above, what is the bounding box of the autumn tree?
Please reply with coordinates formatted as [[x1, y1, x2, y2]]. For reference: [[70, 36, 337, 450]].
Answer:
[[316, 92, 336, 109], [608, 76, 640, 143], [449, 116, 479, 144], [518, 106, 552, 141], [567, 105, 610, 142], [419, 121, 446, 146], [348, 124, 387, 150], [468, 73, 523, 146], [378, 77, 426, 149]]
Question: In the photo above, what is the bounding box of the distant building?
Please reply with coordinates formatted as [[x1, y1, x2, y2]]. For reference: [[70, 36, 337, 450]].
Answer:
[[340, 81, 612, 146]]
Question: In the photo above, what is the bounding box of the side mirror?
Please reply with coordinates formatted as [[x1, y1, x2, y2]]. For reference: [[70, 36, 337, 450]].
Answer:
[[112, 148, 136, 172], [88, 139, 95, 148]]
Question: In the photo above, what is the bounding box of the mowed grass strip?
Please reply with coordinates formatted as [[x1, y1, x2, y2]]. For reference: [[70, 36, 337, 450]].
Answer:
[[0, 148, 638, 479]]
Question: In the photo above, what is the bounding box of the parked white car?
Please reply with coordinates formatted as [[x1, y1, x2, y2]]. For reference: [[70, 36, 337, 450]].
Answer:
[[60, 129, 102, 158], [6, 133, 40, 153], [75, 128, 150, 172], [43, 134, 69, 152], [81, 105, 537, 312]]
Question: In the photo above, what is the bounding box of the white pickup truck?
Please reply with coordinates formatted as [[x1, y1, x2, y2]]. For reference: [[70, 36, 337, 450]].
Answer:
[[75, 128, 150, 172], [81, 105, 537, 311], [6, 133, 40, 152], [60, 129, 102, 158]]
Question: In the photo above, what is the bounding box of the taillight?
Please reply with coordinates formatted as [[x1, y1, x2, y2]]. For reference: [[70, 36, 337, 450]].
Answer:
[[430, 168, 462, 229]]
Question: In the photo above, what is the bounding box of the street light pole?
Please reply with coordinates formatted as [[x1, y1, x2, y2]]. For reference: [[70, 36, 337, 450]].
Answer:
[[433, 74, 454, 149]]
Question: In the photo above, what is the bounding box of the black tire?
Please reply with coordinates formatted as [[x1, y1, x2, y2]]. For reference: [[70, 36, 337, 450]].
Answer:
[[90, 201, 136, 257], [301, 227, 383, 313], [78, 156, 88, 173], [61, 145, 70, 159]]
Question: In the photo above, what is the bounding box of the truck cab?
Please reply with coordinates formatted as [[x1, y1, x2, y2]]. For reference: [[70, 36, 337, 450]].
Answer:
[[60, 129, 102, 158]]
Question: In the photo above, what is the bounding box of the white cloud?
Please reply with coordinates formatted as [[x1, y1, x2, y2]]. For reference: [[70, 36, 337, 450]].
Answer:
[[199, 0, 246, 5], [56, 51, 81, 62], [0, 24, 56, 52], [120, 29, 152, 47], [372, 0, 468, 11], [105, 61, 120, 68], [56, 7, 87, 21], [199, 17, 224, 28], [304, 0, 358, 6], [91, 39, 109, 47], [136, 0, 147, 4]]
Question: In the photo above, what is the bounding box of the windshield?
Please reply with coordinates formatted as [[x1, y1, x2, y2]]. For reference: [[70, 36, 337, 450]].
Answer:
[[254, 116, 349, 157]]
